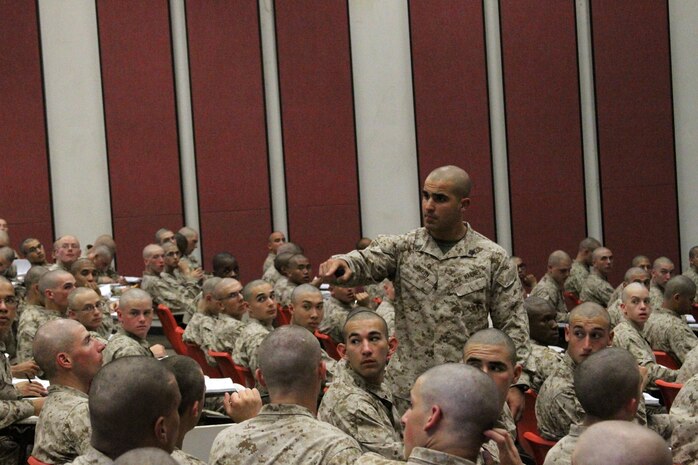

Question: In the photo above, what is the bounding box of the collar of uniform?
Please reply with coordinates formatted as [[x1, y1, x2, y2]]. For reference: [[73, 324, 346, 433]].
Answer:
[[655, 306, 681, 319], [409, 447, 477, 465], [116, 327, 149, 346], [344, 363, 393, 404], [329, 296, 354, 311], [561, 351, 577, 370], [248, 318, 274, 332], [47, 383, 89, 398], [568, 423, 587, 437], [260, 403, 314, 418], [415, 222, 477, 259]]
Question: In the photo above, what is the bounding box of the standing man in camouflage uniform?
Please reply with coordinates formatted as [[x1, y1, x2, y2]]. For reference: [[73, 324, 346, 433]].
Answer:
[[530, 250, 572, 322], [683, 245, 698, 302], [31, 319, 105, 464], [210, 326, 362, 465], [649, 257, 675, 310], [644, 275, 698, 364], [102, 289, 166, 363], [564, 237, 602, 298], [579, 247, 614, 307], [319, 165, 530, 416], [318, 310, 402, 460]]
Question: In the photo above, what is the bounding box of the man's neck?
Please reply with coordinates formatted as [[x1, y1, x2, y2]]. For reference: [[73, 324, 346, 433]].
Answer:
[[428, 223, 468, 243], [44, 303, 65, 315], [50, 374, 90, 395], [270, 394, 319, 416]]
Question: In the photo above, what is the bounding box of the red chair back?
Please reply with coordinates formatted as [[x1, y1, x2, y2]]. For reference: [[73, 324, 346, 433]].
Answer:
[[522, 431, 557, 465], [516, 389, 539, 459], [233, 364, 256, 389], [185, 343, 223, 378], [155, 304, 187, 355], [314, 331, 341, 361], [208, 350, 248, 386], [28, 457, 50, 465], [563, 291, 581, 310], [656, 379, 683, 410], [653, 351, 681, 370], [274, 304, 292, 327]]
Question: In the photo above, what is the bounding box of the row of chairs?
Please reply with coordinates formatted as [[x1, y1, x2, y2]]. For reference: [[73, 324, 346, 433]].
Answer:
[[154, 304, 342, 388]]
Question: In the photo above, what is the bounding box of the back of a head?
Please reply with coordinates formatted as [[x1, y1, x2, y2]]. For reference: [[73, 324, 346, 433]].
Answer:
[[257, 325, 321, 395], [90, 357, 180, 455], [574, 348, 640, 420], [174, 233, 188, 256], [418, 364, 500, 450], [276, 242, 303, 256], [93, 235, 116, 253], [161, 355, 205, 415], [33, 318, 83, 379], [202, 277, 222, 298], [24, 265, 49, 290], [572, 421, 671, 465], [92, 245, 114, 261], [114, 448, 178, 465], [579, 237, 601, 252], [273, 252, 295, 273], [664, 275, 696, 300], [0, 247, 14, 262], [38, 269, 72, 295]]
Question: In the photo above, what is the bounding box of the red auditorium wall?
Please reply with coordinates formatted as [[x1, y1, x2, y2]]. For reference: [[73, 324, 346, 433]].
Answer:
[[408, 0, 495, 240], [0, 1, 54, 253], [500, 1, 586, 277], [591, 1, 679, 284], [185, 1, 271, 277], [274, 0, 361, 268], [97, 0, 184, 276]]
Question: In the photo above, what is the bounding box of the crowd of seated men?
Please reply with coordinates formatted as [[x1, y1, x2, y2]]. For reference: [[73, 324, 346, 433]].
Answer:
[[0, 214, 694, 464]]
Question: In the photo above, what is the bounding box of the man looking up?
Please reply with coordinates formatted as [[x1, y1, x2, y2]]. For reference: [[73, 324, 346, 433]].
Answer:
[[19, 238, 48, 266], [17, 269, 75, 362], [263, 231, 286, 274], [644, 275, 698, 364], [50, 235, 81, 272], [535, 303, 613, 440], [543, 348, 644, 465], [531, 250, 572, 322], [32, 319, 106, 464], [102, 289, 166, 363], [210, 326, 362, 464], [564, 237, 602, 297], [319, 165, 531, 417], [579, 247, 614, 307], [318, 310, 401, 460], [612, 282, 678, 387], [649, 257, 675, 310], [233, 280, 277, 376], [275, 253, 317, 306], [70, 357, 181, 464]]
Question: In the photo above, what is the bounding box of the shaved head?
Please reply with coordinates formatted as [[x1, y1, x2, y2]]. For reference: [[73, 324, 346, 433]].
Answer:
[[67, 286, 99, 311], [38, 270, 73, 295], [664, 275, 696, 300], [118, 288, 152, 310], [653, 256, 674, 271], [621, 282, 647, 303], [257, 325, 321, 394], [548, 250, 571, 267], [161, 355, 205, 416], [24, 265, 49, 290], [143, 244, 164, 260], [291, 283, 322, 305], [425, 165, 472, 198], [33, 318, 84, 378], [579, 237, 602, 252], [572, 421, 671, 465], [341, 308, 389, 341], [463, 328, 516, 365], [623, 267, 649, 284], [569, 302, 610, 329], [591, 247, 611, 262]]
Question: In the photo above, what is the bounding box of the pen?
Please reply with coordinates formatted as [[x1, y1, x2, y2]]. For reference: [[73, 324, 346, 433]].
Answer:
[[25, 375, 33, 384]]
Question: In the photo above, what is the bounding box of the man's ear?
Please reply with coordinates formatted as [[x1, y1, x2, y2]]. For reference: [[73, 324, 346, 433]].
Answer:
[[190, 399, 201, 419], [153, 416, 170, 448], [424, 405, 442, 432], [337, 343, 347, 360], [607, 330, 614, 346], [564, 325, 571, 343], [460, 197, 471, 212], [387, 336, 398, 360], [319, 360, 327, 382], [513, 364, 523, 384], [56, 352, 71, 369], [116, 307, 123, 323], [255, 368, 266, 387]]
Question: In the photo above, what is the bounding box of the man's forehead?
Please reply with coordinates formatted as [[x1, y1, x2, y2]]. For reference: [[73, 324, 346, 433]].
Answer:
[[464, 343, 512, 362], [345, 318, 384, 334], [295, 293, 322, 305], [569, 315, 609, 330], [0, 282, 14, 295]]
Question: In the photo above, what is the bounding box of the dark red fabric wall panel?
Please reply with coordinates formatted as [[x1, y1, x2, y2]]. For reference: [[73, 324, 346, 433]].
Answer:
[[186, 1, 271, 278], [500, 2, 586, 278], [97, 0, 183, 276], [409, 0, 494, 239], [0, 2, 53, 250], [274, 1, 360, 269], [591, 1, 678, 284]]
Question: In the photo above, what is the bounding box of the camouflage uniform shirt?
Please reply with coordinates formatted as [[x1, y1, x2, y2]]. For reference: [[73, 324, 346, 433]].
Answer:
[[141, 272, 197, 319], [319, 297, 355, 344], [66, 446, 112, 465], [32, 384, 91, 464], [542, 423, 585, 465], [649, 282, 664, 313], [17, 304, 62, 362], [535, 352, 582, 440], [232, 319, 272, 374], [564, 261, 588, 297], [527, 342, 564, 392], [209, 403, 362, 465], [579, 270, 613, 307], [318, 362, 403, 460], [102, 328, 153, 364], [263, 252, 275, 274], [172, 447, 206, 465], [335, 225, 530, 405], [358, 447, 477, 465], [274, 279, 298, 307], [684, 267, 698, 303], [606, 298, 624, 329], [677, 345, 698, 384], [643, 306, 698, 364], [213, 314, 246, 353], [530, 274, 568, 322], [670, 373, 698, 465], [182, 312, 219, 365], [612, 320, 678, 386], [375, 299, 395, 337], [0, 340, 34, 428]]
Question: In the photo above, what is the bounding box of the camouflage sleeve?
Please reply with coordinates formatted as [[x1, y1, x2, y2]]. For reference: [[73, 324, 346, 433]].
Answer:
[[16, 318, 38, 363], [536, 385, 583, 441], [669, 324, 698, 364], [0, 399, 35, 429], [232, 332, 251, 368], [336, 235, 400, 285], [246, 332, 268, 374], [614, 330, 678, 385], [354, 452, 402, 465], [66, 401, 92, 456], [677, 349, 698, 384], [143, 278, 195, 315], [670, 375, 698, 464], [324, 438, 363, 465]]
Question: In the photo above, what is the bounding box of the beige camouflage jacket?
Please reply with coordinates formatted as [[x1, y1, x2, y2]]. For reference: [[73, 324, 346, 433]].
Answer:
[[644, 307, 698, 364]]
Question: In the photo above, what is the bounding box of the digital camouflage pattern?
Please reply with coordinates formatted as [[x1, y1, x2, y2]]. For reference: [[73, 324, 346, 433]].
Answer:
[[232, 319, 272, 374], [670, 374, 698, 464], [32, 385, 91, 463], [579, 270, 613, 308], [66, 445, 113, 465], [319, 297, 354, 344], [101, 328, 153, 364], [141, 272, 197, 320], [262, 252, 275, 274], [182, 312, 219, 365], [209, 403, 361, 465], [375, 300, 395, 337], [606, 298, 624, 329], [172, 447, 206, 465], [526, 343, 565, 393], [318, 362, 403, 460], [335, 225, 530, 406], [564, 261, 588, 297], [213, 314, 246, 353], [535, 353, 584, 440], [542, 423, 585, 465], [677, 345, 698, 384], [643, 306, 698, 364], [274, 279, 297, 307], [17, 304, 61, 362], [649, 283, 664, 314], [530, 274, 568, 322], [262, 266, 283, 288], [683, 267, 698, 303], [358, 447, 477, 465], [612, 320, 678, 386]]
